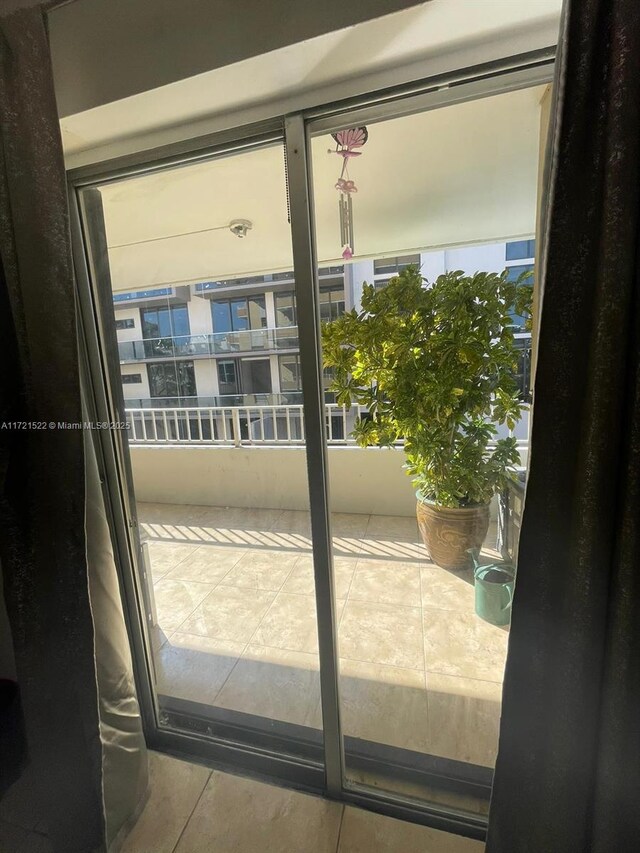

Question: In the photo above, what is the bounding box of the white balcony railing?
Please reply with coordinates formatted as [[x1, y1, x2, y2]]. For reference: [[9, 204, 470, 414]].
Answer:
[[124, 403, 530, 448], [125, 403, 366, 446]]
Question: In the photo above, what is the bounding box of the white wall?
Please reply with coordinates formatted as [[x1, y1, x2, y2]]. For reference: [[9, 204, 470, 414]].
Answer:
[[129, 444, 518, 516], [345, 260, 375, 310], [420, 242, 508, 280], [193, 359, 219, 398], [187, 292, 214, 336], [445, 243, 507, 274], [121, 363, 150, 400], [130, 445, 419, 516], [114, 306, 141, 342]]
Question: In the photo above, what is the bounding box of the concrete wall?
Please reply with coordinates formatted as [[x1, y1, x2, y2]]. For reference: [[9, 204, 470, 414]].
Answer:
[[129, 444, 516, 517], [130, 445, 419, 516], [113, 306, 141, 342], [193, 359, 219, 398], [121, 363, 150, 400]]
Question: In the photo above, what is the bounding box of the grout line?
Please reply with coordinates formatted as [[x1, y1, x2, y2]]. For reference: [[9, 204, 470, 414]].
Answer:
[[208, 643, 249, 706], [335, 803, 346, 853], [418, 549, 431, 741], [169, 769, 213, 853]]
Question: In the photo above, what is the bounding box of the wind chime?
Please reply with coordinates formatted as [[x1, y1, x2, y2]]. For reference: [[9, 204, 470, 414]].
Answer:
[[329, 126, 368, 260]]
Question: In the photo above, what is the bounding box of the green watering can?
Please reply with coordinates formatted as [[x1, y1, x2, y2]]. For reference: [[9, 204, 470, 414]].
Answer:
[[468, 550, 515, 627]]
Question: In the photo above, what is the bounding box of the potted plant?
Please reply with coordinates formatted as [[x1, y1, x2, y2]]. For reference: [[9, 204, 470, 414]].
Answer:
[[322, 266, 532, 570]]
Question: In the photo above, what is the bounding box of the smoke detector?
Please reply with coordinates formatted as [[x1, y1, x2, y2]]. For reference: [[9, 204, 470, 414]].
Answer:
[[229, 219, 253, 238]]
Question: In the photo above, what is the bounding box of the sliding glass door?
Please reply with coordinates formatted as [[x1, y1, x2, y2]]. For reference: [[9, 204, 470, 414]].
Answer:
[[74, 134, 330, 776], [70, 52, 552, 839], [305, 81, 543, 810]]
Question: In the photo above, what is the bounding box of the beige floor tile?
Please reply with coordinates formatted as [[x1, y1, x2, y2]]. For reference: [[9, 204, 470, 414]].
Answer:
[[179, 586, 276, 642], [163, 546, 247, 584], [339, 600, 424, 670], [137, 502, 191, 526], [423, 608, 508, 682], [420, 566, 476, 611], [251, 593, 321, 654], [282, 556, 356, 599], [349, 559, 421, 606], [121, 752, 210, 853], [153, 579, 216, 635], [338, 659, 430, 752], [174, 771, 342, 853], [330, 513, 370, 537], [145, 541, 202, 579], [364, 514, 422, 543], [155, 633, 245, 705], [216, 644, 322, 728], [230, 506, 285, 528], [426, 673, 503, 768], [221, 549, 299, 591], [338, 806, 484, 853], [270, 509, 312, 536]]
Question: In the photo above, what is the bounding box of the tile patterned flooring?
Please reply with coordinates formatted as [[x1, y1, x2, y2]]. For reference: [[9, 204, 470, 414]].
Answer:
[[120, 751, 485, 853], [141, 502, 508, 770], [0, 752, 486, 852]]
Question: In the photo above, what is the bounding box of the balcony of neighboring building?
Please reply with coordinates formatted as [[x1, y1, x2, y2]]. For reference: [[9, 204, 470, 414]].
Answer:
[[117, 325, 301, 363]]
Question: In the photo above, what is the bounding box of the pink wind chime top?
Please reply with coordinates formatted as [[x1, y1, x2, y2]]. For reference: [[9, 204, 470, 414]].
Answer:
[[329, 127, 368, 260]]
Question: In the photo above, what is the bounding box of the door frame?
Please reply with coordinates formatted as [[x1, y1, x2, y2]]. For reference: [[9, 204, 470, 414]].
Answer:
[[68, 46, 554, 840]]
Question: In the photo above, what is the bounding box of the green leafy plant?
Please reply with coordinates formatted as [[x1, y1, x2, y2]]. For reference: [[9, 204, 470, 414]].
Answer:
[[322, 266, 532, 507]]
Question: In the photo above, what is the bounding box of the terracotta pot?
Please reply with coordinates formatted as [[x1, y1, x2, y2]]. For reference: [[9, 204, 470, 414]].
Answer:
[[416, 497, 490, 571]]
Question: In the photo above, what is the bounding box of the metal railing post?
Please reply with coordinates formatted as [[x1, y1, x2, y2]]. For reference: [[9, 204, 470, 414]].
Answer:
[[231, 408, 242, 447]]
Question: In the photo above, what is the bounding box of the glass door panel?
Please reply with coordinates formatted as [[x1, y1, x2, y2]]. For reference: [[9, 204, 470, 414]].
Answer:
[[79, 139, 324, 765], [309, 84, 542, 808]]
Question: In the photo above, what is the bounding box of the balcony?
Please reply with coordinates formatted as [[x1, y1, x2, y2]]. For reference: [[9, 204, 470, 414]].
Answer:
[[118, 326, 300, 362], [123, 399, 526, 796], [140, 499, 507, 776]]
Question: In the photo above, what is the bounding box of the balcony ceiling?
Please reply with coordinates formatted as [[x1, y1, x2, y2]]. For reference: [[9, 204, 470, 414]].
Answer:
[[100, 84, 546, 292], [60, 0, 560, 166]]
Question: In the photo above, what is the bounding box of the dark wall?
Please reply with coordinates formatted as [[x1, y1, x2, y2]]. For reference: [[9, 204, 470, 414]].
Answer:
[[48, 0, 429, 116]]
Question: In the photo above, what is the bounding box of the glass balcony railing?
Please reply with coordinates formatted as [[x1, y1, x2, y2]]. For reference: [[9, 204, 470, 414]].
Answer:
[[122, 392, 305, 409], [118, 326, 300, 361]]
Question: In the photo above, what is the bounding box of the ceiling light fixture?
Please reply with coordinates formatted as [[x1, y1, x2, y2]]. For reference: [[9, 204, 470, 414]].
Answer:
[[229, 219, 253, 238]]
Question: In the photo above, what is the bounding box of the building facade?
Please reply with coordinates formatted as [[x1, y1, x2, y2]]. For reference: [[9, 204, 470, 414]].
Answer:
[[116, 240, 534, 408]]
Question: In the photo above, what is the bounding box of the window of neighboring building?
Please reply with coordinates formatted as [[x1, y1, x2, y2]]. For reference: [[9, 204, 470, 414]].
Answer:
[[506, 263, 534, 329], [115, 318, 135, 330], [211, 295, 267, 333], [278, 356, 335, 394], [218, 361, 237, 385], [141, 304, 190, 339], [506, 239, 535, 261], [275, 292, 297, 327], [276, 285, 344, 328], [373, 254, 421, 275], [121, 373, 142, 384], [319, 285, 345, 322], [147, 361, 196, 398], [217, 360, 240, 395], [278, 355, 302, 392], [113, 287, 172, 302], [513, 337, 532, 401]]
